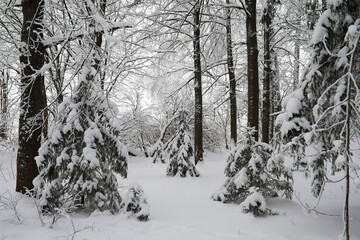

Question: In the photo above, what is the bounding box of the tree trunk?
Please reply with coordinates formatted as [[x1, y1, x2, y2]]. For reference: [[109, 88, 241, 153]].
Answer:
[[245, 0, 259, 141], [261, 0, 274, 144], [0, 68, 8, 139], [293, 41, 300, 90], [16, 0, 46, 193], [226, 0, 237, 146], [193, 0, 203, 164], [343, 57, 352, 240], [269, 52, 280, 141], [93, 0, 107, 90]]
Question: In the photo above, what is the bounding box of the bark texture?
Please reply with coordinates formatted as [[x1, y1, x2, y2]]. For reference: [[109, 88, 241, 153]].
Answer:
[[245, 0, 259, 140], [261, 0, 274, 144], [16, 0, 46, 193], [193, 0, 203, 164], [226, 0, 237, 146]]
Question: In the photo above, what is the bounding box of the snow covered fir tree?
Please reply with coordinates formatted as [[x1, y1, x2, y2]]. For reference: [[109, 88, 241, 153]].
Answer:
[[276, 1, 360, 238], [212, 129, 293, 216], [32, 0, 149, 218], [152, 140, 166, 164], [166, 111, 199, 177], [2, 0, 360, 238], [33, 59, 128, 214], [123, 182, 150, 221]]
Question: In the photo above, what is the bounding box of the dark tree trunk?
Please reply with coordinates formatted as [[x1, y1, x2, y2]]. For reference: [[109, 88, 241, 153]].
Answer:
[[16, 0, 46, 193], [226, 0, 237, 146], [245, 0, 259, 141], [0, 69, 8, 139], [93, 0, 107, 90], [193, 0, 203, 164], [261, 0, 274, 144]]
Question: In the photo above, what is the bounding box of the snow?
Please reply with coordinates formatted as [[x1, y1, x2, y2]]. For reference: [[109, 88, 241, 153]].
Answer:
[[240, 189, 267, 212], [1, 150, 360, 239], [233, 168, 248, 188], [327, 0, 343, 8], [310, 10, 333, 45]]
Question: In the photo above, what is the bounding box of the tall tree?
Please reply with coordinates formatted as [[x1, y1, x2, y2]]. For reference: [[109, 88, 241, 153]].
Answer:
[[16, 0, 46, 193], [261, 0, 275, 144], [245, 0, 259, 140], [93, 0, 107, 90], [225, 0, 237, 146], [277, 1, 360, 238], [193, 0, 203, 164]]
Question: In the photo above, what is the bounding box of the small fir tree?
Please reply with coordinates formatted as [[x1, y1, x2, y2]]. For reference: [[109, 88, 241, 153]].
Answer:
[[152, 140, 166, 164], [123, 182, 150, 221], [34, 61, 128, 214], [212, 129, 293, 216], [166, 111, 199, 177]]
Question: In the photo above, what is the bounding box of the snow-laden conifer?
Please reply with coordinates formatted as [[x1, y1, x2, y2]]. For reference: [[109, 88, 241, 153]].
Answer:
[[212, 129, 292, 216], [33, 59, 128, 214], [123, 182, 150, 221], [277, 1, 360, 197], [166, 111, 199, 177], [152, 140, 166, 164], [277, 1, 360, 237]]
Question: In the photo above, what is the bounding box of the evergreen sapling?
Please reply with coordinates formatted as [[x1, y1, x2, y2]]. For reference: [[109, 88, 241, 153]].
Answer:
[[34, 61, 128, 214], [212, 129, 293, 216], [123, 182, 150, 221], [152, 140, 166, 164], [166, 111, 199, 177]]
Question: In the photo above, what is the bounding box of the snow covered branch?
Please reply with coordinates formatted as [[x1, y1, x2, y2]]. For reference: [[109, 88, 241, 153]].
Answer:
[[42, 23, 133, 48]]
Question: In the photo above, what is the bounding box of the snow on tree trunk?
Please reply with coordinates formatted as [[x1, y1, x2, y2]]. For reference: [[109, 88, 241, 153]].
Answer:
[[225, 0, 237, 146], [16, 0, 46, 194], [261, 0, 275, 144], [245, 0, 260, 141]]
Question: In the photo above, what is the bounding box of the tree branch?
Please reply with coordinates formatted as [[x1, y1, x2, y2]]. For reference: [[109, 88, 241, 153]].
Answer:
[[42, 24, 133, 48]]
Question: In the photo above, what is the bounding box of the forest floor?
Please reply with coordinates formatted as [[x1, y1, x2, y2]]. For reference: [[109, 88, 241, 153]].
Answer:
[[0, 148, 360, 240]]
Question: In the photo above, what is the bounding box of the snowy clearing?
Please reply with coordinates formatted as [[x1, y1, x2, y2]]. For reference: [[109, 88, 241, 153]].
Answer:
[[1, 150, 360, 240]]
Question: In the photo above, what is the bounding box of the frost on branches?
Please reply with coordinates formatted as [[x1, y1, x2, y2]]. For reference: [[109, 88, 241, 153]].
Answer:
[[277, 0, 360, 198], [166, 111, 199, 177], [33, 61, 129, 214], [212, 129, 293, 216]]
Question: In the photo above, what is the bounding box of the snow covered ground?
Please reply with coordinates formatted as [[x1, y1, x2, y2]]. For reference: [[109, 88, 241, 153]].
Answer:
[[1, 149, 360, 240]]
